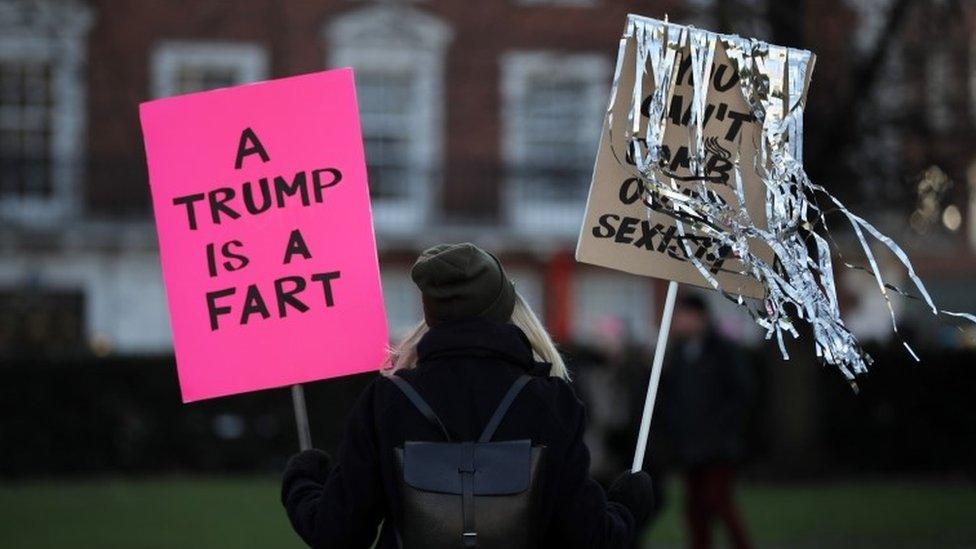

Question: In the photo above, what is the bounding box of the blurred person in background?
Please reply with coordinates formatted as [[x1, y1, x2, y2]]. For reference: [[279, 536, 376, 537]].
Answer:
[[659, 293, 755, 549]]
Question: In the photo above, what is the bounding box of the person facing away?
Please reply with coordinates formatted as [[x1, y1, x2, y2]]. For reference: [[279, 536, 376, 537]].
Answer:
[[659, 294, 755, 549], [281, 243, 655, 548]]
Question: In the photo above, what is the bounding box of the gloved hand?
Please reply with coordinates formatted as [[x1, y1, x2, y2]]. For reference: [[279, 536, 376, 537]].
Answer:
[[282, 448, 332, 487], [607, 470, 656, 529]]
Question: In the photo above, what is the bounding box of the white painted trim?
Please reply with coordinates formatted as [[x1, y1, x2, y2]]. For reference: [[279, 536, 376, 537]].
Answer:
[[500, 50, 610, 236], [0, 0, 94, 226], [0, 250, 172, 354], [325, 5, 452, 51], [324, 5, 452, 234], [150, 40, 269, 98]]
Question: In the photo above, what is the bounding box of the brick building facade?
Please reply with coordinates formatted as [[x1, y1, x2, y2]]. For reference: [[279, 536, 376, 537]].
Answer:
[[1, 0, 974, 357]]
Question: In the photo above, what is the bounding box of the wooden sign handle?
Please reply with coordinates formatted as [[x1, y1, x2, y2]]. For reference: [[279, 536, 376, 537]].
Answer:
[[631, 280, 679, 472], [291, 384, 313, 451]]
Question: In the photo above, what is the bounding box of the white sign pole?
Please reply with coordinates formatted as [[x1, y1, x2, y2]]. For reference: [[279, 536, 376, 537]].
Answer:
[[631, 280, 679, 472], [291, 384, 312, 451]]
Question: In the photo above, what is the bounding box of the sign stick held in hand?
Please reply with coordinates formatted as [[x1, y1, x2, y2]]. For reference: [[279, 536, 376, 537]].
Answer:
[[140, 69, 388, 428], [631, 280, 678, 473], [291, 384, 312, 451]]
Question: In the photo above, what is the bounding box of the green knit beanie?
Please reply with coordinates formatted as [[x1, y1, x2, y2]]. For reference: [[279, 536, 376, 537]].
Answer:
[[410, 242, 516, 326]]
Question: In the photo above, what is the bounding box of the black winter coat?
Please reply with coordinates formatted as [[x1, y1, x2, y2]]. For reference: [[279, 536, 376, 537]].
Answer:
[[659, 331, 756, 467], [281, 317, 636, 548]]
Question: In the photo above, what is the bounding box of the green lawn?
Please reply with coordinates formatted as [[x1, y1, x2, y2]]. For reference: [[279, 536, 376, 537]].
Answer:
[[0, 477, 973, 548], [645, 479, 976, 548]]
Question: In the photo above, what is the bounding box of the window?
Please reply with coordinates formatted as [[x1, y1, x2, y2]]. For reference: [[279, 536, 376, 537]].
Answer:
[[356, 69, 418, 203], [0, 2, 93, 223], [0, 288, 85, 357], [502, 51, 609, 234], [326, 6, 452, 233], [151, 41, 269, 98], [0, 58, 53, 202]]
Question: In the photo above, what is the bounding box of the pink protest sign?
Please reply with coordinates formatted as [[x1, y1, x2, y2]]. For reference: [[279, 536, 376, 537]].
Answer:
[[140, 68, 388, 402]]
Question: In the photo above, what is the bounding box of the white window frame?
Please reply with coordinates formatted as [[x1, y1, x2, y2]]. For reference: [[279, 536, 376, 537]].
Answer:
[[0, 1, 93, 225], [501, 51, 609, 235], [324, 5, 452, 234], [0, 250, 174, 355], [150, 41, 269, 98]]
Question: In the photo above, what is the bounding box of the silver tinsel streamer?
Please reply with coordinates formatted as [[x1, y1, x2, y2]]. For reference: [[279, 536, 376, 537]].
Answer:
[[611, 15, 975, 381]]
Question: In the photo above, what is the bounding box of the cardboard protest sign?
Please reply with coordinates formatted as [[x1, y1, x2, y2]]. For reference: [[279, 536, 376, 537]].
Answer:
[[576, 23, 815, 298], [140, 68, 388, 402]]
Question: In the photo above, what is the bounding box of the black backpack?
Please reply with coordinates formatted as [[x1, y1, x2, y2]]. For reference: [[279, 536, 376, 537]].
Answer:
[[390, 374, 545, 549]]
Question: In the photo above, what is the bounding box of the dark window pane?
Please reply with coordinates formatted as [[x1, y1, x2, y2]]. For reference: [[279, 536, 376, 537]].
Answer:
[[0, 59, 53, 199], [357, 68, 417, 202], [0, 290, 86, 357]]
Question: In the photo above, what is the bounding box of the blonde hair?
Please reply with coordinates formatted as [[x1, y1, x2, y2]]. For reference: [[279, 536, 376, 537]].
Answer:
[[383, 291, 570, 380]]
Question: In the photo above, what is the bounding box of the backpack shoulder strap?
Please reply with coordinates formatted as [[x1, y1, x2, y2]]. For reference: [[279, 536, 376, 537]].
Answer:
[[390, 375, 452, 441], [478, 374, 533, 443]]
